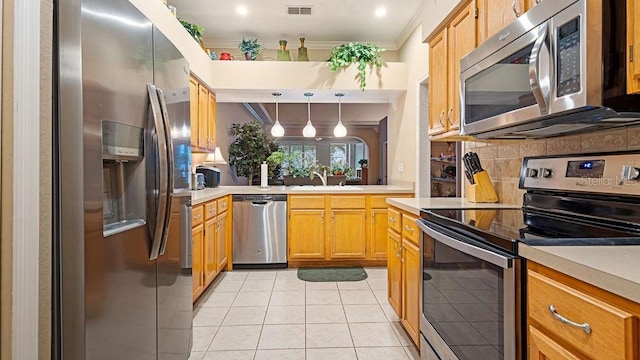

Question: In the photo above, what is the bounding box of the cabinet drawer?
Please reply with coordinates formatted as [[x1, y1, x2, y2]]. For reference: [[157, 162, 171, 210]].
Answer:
[[192, 205, 204, 227], [289, 195, 325, 209], [217, 196, 229, 213], [370, 196, 388, 209], [401, 213, 419, 246], [387, 207, 401, 233], [330, 196, 365, 209], [204, 201, 217, 220], [528, 270, 636, 360]]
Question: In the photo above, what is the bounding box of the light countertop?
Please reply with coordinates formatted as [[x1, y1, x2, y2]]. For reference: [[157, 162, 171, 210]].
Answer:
[[386, 197, 519, 215], [519, 244, 640, 303], [191, 185, 414, 205]]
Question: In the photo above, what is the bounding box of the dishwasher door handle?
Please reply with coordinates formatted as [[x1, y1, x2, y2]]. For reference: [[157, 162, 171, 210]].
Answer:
[[251, 201, 271, 206]]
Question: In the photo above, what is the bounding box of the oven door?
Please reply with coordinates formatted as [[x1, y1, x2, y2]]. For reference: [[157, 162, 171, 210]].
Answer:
[[417, 219, 518, 360]]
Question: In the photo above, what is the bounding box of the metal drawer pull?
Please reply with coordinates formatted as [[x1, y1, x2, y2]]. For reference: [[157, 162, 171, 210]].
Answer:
[[405, 225, 414, 233], [193, 214, 201, 219], [548, 305, 591, 334], [388, 217, 396, 223], [439, 111, 445, 127], [512, 0, 520, 17]]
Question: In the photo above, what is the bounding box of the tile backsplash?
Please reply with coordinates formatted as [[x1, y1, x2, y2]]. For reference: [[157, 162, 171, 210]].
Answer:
[[464, 126, 640, 205]]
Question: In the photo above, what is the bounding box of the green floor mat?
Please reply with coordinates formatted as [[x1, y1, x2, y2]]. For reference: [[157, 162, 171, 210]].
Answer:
[[297, 267, 368, 282]]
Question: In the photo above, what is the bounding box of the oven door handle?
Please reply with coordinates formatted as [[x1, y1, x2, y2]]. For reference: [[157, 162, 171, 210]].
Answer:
[[416, 220, 513, 269]]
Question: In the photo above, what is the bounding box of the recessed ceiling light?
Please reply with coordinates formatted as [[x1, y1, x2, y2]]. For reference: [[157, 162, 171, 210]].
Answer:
[[375, 7, 387, 18], [236, 5, 248, 16]]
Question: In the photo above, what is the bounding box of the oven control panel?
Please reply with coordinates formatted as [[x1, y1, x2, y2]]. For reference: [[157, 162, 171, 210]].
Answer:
[[521, 154, 640, 196]]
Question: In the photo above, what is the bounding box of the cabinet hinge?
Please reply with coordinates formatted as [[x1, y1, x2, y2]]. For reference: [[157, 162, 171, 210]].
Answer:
[[631, 45, 634, 62], [474, 7, 479, 18]]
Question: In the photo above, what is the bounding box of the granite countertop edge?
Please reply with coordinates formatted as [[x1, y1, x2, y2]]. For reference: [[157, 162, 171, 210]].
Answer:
[[190, 185, 415, 205], [386, 197, 520, 215], [519, 243, 640, 303]]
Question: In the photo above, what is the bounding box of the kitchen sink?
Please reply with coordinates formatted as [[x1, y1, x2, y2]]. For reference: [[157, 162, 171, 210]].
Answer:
[[290, 185, 364, 191]]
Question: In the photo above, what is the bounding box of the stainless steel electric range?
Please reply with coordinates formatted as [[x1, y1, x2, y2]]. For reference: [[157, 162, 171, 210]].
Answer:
[[417, 152, 640, 360]]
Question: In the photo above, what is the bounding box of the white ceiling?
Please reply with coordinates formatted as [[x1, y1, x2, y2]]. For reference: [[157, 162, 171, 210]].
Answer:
[[170, 0, 421, 125], [170, 0, 423, 50]]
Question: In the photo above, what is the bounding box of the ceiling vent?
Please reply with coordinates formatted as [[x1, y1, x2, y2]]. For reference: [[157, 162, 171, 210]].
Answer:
[[287, 6, 312, 15]]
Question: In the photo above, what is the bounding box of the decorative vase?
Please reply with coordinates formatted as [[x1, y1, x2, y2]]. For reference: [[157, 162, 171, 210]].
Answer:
[[244, 52, 254, 60], [276, 40, 291, 61], [297, 37, 309, 61]]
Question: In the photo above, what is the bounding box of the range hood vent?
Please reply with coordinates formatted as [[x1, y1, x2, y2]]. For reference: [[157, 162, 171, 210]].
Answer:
[[287, 6, 312, 15]]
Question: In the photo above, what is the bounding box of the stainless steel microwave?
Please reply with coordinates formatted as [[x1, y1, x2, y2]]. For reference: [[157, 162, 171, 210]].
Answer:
[[460, 0, 640, 139]]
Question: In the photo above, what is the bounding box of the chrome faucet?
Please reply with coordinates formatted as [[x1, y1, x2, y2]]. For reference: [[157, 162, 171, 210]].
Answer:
[[312, 169, 328, 186]]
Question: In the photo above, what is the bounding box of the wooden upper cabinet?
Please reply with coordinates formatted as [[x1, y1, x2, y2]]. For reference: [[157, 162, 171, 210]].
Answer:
[[525, 0, 543, 11], [428, 28, 448, 135], [208, 92, 217, 151], [189, 77, 199, 147], [197, 85, 209, 150], [628, 0, 640, 94], [478, 0, 524, 42], [447, 2, 477, 132]]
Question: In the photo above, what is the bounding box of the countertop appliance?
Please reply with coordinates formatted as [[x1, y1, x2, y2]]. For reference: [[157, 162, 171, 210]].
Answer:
[[460, 0, 640, 139], [417, 152, 640, 360], [232, 194, 287, 268], [196, 164, 221, 188], [54, 0, 193, 358]]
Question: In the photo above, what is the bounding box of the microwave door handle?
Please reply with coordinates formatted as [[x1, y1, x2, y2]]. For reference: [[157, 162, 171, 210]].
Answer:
[[529, 21, 550, 115], [156, 88, 174, 256], [146, 83, 168, 261]]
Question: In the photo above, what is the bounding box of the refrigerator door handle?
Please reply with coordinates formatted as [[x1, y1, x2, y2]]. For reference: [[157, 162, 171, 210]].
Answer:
[[147, 83, 169, 260], [156, 87, 174, 256]]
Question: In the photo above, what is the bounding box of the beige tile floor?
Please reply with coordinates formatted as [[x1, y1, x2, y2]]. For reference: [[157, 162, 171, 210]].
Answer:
[[189, 267, 420, 360]]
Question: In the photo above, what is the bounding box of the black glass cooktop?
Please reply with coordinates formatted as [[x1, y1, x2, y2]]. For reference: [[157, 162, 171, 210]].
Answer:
[[420, 208, 640, 253]]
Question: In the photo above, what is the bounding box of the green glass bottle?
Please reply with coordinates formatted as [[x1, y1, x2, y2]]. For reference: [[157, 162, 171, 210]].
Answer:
[[297, 38, 309, 61], [276, 40, 291, 61]]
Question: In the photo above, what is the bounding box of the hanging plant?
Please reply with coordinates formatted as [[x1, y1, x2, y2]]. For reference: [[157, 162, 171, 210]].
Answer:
[[328, 42, 385, 91], [178, 18, 204, 45]]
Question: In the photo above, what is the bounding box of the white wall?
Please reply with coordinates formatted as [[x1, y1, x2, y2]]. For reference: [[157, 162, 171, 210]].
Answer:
[[386, 24, 429, 190]]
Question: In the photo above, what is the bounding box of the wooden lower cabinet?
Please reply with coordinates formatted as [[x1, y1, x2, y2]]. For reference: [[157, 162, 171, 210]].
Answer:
[[401, 238, 421, 346], [192, 223, 204, 300], [387, 205, 421, 348], [370, 208, 389, 259], [288, 209, 326, 259], [203, 217, 217, 287], [527, 262, 640, 360], [216, 210, 228, 272], [330, 209, 366, 259], [387, 229, 402, 316]]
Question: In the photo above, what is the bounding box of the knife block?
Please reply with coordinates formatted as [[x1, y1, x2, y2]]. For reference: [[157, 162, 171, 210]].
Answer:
[[466, 171, 499, 203]]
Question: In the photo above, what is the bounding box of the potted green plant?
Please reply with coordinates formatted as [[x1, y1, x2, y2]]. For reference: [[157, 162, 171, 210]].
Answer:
[[178, 19, 204, 46], [228, 121, 279, 185], [328, 42, 385, 91], [358, 158, 368, 168], [238, 37, 261, 60]]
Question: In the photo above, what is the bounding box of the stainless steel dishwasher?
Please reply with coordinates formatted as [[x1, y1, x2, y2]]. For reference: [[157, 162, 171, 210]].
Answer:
[[232, 194, 287, 268]]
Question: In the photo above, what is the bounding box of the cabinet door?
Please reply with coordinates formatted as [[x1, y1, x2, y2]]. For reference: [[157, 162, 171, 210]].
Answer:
[[216, 211, 229, 272], [289, 210, 326, 259], [369, 208, 388, 259], [330, 209, 366, 259], [525, 0, 543, 11], [197, 85, 209, 150], [401, 239, 421, 347], [479, 0, 524, 41], [387, 229, 402, 318], [192, 224, 204, 301], [447, 2, 477, 132], [207, 92, 217, 150], [529, 326, 581, 360], [628, 0, 640, 93], [428, 28, 448, 135], [189, 77, 199, 147], [203, 218, 217, 287]]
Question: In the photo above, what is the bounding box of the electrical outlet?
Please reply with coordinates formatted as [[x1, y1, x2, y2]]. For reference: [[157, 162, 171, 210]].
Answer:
[[398, 162, 404, 173]]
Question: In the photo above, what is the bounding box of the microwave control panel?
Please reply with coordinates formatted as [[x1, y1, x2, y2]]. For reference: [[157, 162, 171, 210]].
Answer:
[[556, 17, 581, 97], [521, 154, 640, 196]]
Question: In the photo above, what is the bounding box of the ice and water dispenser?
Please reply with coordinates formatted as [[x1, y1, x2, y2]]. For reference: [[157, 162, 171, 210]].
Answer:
[[102, 120, 147, 236]]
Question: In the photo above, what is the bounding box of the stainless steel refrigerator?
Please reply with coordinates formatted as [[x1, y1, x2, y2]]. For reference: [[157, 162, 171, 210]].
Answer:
[[54, 0, 192, 358]]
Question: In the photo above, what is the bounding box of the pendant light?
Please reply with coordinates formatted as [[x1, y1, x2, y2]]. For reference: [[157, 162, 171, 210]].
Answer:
[[333, 93, 347, 137], [270, 92, 285, 137], [302, 92, 316, 137]]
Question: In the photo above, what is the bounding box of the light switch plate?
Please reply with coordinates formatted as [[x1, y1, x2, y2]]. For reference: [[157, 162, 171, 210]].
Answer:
[[398, 162, 404, 173]]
